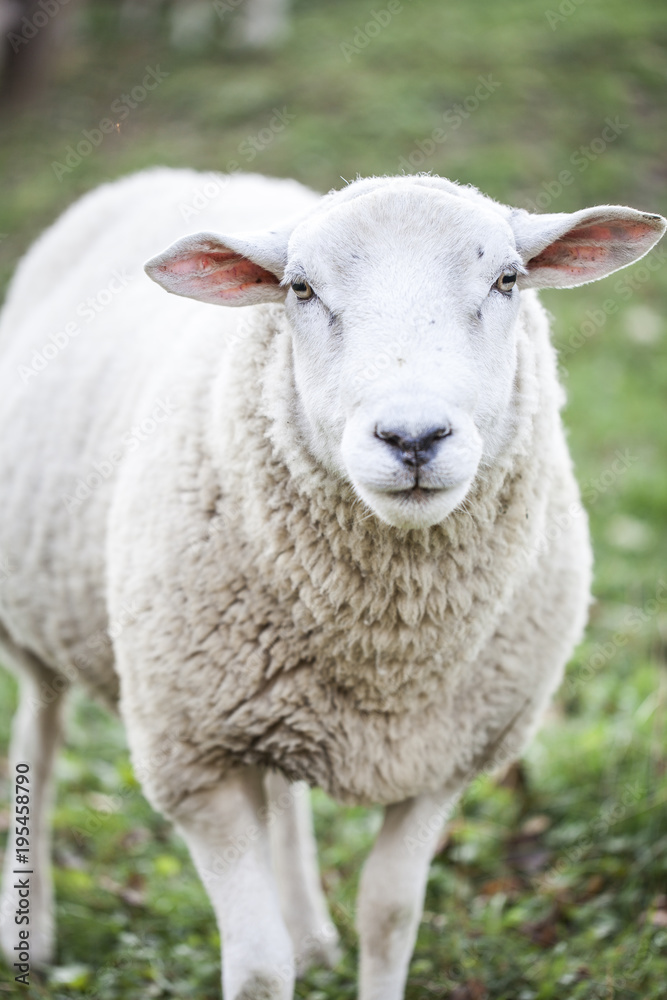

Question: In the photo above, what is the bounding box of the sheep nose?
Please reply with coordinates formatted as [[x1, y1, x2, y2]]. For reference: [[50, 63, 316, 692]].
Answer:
[[374, 425, 452, 468]]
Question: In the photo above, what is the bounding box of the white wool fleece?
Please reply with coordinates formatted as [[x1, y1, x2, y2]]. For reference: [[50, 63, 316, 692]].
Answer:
[[0, 168, 664, 817]]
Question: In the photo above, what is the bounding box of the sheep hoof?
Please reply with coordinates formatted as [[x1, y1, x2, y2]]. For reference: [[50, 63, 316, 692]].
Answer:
[[234, 972, 286, 1000]]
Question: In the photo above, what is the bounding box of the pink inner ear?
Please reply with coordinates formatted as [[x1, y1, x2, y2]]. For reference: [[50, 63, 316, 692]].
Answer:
[[561, 222, 657, 245], [529, 240, 610, 274], [528, 218, 658, 279], [159, 249, 280, 302]]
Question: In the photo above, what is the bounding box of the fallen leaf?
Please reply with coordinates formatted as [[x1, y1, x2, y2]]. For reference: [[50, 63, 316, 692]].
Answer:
[[520, 906, 563, 948], [449, 978, 488, 1000], [119, 885, 146, 907], [579, 874, 605, 900], [478, 876, 523, 898], [98, 872, 146, 907], [506, 815, 552, 874], [507, 847, 552, 874], [126, 870, 146, 891], [497, 760, 529, 795], [520, 815, 551, 837], [119, 826, 152, 850]]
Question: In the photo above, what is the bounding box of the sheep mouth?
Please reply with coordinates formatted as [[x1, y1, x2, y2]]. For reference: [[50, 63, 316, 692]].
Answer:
[[367, 481, 455, 503], [392, 486, 442, 503], [354, 478, 472, 529]]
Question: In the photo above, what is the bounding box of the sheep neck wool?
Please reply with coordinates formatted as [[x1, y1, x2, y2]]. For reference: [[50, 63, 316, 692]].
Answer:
[[210, 298, 557, 717]]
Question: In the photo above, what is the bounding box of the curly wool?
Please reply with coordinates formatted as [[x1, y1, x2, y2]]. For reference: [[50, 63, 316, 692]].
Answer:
[[0, 168, 592, 817], [108, 290, 590, 814]]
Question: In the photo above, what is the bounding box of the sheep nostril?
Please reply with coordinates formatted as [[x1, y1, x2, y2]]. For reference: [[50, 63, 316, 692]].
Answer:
[[375, 428, 402, 449], [430, 427, 452, 442], [374, 425, 452, 468]]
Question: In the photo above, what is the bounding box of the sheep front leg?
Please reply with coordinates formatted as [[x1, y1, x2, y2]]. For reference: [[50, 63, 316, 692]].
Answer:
[[357, 789, 457, 1000], [175, 766, 295, 1000], [264, 771, 340, 973]]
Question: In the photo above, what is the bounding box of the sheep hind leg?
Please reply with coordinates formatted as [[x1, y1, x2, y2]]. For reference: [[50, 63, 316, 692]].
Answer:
[[0, 638, 68, 969], [357, 786, 460, 1000], [174, 766, 295, 1000], [230, 0, 291, 49], [264, 771, 341, 975]]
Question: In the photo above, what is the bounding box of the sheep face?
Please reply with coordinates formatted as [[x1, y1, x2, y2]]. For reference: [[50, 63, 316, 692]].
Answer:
[[281, 188, 525, 529], [145, 175, 666, 531]]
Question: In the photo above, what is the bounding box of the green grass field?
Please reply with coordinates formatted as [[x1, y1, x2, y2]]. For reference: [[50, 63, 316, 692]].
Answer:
[[0, 0, 666, 996]]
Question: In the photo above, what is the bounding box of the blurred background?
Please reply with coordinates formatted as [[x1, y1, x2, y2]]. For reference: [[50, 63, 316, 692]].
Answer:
[[0, 1, 666, 997]]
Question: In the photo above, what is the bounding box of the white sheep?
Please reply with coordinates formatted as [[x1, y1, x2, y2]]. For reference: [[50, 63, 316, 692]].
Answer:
[[122, 0, 291, 50], [0, 168, 664, 999]]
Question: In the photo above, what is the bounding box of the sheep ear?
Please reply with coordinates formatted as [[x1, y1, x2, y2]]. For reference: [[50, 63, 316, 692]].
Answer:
[[144, 229, 290, 306], [510, 206, 666, 289]]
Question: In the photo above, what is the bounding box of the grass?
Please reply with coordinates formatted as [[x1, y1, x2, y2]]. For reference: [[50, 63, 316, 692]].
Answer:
[[0, 0, 666, 996]]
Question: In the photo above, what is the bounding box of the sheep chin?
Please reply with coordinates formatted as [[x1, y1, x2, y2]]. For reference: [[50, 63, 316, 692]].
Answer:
[[352, 479, 472, 531]]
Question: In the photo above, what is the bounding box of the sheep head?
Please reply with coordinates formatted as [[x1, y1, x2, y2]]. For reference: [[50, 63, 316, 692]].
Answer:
[[145, 175, 665, 530]]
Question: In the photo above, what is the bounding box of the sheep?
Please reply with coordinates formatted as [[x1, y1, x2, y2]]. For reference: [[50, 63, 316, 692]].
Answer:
[[121, 0, 292, 50], [1, 0, 291, 108], [0, 167, 664, 999]]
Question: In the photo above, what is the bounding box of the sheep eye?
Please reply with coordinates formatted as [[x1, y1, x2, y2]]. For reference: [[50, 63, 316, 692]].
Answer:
[[494, 271, 517, 294], [291, 279, 314, 300]]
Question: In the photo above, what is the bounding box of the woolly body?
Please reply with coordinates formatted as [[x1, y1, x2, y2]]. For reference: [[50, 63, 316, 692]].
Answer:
[[0, 168, 590, 813]]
